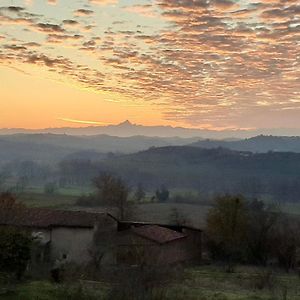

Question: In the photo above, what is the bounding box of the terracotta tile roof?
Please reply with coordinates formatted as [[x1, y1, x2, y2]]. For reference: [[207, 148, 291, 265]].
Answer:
[[132, 225, 186, 244], [117, 220, 202, 232], [0, 208, 106, 229]]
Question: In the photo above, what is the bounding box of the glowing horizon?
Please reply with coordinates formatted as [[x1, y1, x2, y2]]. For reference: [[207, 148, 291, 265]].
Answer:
[[0, 0, 299, 131]]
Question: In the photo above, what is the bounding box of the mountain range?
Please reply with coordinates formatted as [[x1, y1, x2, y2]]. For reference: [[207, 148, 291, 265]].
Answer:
[[1, 120, 300, 139]]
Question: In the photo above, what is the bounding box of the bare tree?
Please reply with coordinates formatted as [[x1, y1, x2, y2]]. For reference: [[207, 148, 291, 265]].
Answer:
[[93, 174, 131, 220]]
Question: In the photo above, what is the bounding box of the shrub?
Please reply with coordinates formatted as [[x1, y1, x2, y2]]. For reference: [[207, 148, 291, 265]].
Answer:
[[0, 226, 32, 280]]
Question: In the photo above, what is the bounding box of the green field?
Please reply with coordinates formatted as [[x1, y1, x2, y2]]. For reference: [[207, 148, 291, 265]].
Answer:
[[15, 187, 210, 227], [15, 187, 300, 229], [16, 186, 92, 208], [17, 192, 78, 208], [2, 265, 300, 300]]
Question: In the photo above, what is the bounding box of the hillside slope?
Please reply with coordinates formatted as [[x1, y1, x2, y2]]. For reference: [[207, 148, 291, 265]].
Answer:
[[191, 135, 300, 153], [99, 146, 300, 201], [0, 134, 197, 163]]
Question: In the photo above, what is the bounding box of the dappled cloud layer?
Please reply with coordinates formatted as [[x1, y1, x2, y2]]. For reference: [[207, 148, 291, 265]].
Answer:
[[0, 0, 299, 129]]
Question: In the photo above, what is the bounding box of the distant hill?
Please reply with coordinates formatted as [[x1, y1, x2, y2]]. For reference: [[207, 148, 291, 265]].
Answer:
[[0, 138, 74, 164], [0, 133, 197, 164], [2, 133, 300, 166], [1, 120, 300, 139], [190, 135, 300, 153], [63, 151, 107, 162], [99, 146, 300, 202], [2, 138, 300, 202]]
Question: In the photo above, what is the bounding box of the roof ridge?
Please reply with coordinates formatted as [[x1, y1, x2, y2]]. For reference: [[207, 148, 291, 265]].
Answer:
[[1, 207, 107, 228], [132, 224, 186, 244]]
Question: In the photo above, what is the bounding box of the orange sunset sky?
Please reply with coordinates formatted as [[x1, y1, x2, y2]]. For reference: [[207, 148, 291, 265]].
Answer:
[[0, 0, 299, 130]]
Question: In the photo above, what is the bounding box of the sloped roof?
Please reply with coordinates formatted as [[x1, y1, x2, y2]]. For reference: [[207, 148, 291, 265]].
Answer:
[[107, 214, 202, 232], [0, 207, 106, 229], [132, 225, 186, 244]]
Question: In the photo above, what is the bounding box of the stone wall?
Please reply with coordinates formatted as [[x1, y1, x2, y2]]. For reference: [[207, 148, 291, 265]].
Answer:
[[50, 227, 94, 264]]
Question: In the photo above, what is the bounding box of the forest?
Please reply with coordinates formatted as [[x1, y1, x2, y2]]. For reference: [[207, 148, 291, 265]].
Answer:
[[1, 143, 300, 203]]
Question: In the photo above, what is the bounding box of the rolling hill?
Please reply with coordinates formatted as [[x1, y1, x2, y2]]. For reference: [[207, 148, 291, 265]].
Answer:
[[190, 135, 300, 153], [0, 133, 198, 164], [98, 146, 300, 202]]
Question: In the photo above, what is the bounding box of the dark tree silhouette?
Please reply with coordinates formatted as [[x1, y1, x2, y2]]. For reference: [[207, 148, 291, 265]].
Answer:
[[93, 174, 131, 220], [155, 185, 169, 202]]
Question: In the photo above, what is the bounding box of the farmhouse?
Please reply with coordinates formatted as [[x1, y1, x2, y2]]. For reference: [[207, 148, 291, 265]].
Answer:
[[0, 207, 202, 267], [0, 207, 114, 264], [112, 216, 202, 265]]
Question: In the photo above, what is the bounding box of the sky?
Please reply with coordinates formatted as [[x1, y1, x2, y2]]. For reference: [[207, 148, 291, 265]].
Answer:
[[0, 0, 299, 130]]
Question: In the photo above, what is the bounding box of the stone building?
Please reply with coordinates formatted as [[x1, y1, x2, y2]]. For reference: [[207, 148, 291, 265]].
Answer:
[[1, 207, 202, 267], [113, 217, 202, 265], [0, 207, 114, 265]]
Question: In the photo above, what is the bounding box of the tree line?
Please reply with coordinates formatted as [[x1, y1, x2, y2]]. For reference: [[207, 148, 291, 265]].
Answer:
[[3, 146, 300, 203], [206, 195, 300, 272]]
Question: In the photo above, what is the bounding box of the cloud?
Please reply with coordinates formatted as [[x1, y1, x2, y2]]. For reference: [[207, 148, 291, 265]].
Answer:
[[1, 0, 299, 128], [0, 44, 105, 91], [211, 0, 239, 11], [74, 9, 94, 16], [23, 42, 40, 47], [0, 6, 25, 13], [62, 19, 79, 26], [123, 4, 159, 18], [80, 39, 97, 51], [0, 5, 37, 26], [89, 0, 118, 5], [47, 34, 82, 43], [58, 118, 110, 125], [3, 44, 27, 51], [48, 0, 57, 5], [34, 23, 65, 33], [99, 0, 298, 127]]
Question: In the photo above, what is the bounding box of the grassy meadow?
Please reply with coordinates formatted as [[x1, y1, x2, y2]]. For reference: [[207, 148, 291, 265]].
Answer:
[[13, 186, 209, 226], [1, 265, 300, 300], [14, 186, 300, 229]]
